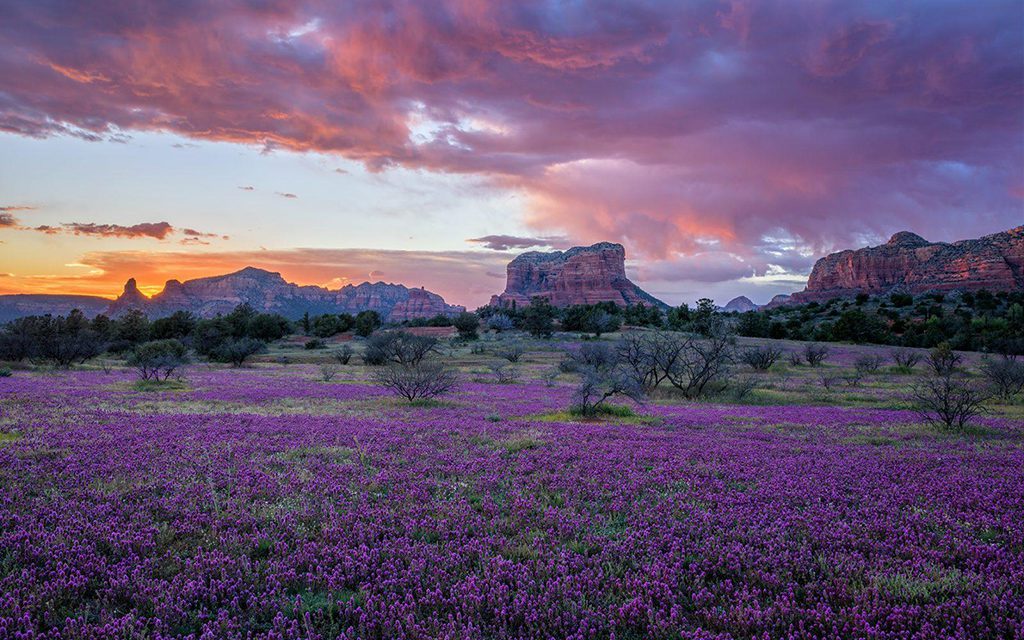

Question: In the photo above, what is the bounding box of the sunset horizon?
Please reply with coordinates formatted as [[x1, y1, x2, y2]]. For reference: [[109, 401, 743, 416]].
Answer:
[[2, 1, 1021, 309]]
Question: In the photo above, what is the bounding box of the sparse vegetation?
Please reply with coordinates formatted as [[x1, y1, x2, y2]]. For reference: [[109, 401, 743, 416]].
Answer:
[[126, 339, 189, 381], [740, 346, 783, 371], [803, 343, 830, 367], [372, 362, 459, 402]]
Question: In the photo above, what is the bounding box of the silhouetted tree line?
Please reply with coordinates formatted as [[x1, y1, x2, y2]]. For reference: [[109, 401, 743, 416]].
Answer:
[[0, 303, 291, 366]]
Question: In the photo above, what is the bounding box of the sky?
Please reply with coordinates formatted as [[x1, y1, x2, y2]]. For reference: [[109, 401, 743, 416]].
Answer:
[[0, 0, 1021, 308]]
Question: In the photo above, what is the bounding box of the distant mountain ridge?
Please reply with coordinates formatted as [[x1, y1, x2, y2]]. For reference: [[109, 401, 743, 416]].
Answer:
[[790, 226, 1023, 303], [490, 242, 667, 309], [0, 267, 464, 322]]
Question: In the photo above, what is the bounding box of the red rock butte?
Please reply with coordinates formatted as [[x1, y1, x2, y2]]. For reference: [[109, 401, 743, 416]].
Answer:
[[490, 242, 666, 309], [791, 226, 1024, 303]]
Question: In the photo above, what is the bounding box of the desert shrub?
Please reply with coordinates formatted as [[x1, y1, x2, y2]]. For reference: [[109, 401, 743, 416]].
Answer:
[[488, 362, 520, 384], [912, 371, 989, 432], [728, 376, 758, 401], [333, 345, 354, 365], [925, 343, 962, 376], [495, 341, 526, 363], [563, 341, 618, 372], [363, 332, 438, 367], [854, 354, 885, 375], [890, 292, 914, 307], [0, 367, 12, 378], [304, 338, 325, 350], [373, 362, 458, 401], [788, 351, 804, 366], [487, 313, 514, 333], [803, 343, 830, 367], [571, 363, 645, 417], [568, 402, 637, 419], [453, 312, 480, 339], [541, 368, 559, 387], [212, 337, 266, 367], [320, 363, 340, 382], [353, 310, 381, 337], [818, 373, 841, 391], [980, 356, 1024, 401], [890, 348, 922, 370], [740, 346, 783, 371], [127, 339, 189, 381]]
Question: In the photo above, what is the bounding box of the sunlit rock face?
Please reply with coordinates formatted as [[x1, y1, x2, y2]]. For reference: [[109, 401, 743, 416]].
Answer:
[[490, 242, 666, 309], [106, 267, 464, 320], [791, 227, 1023, 302]]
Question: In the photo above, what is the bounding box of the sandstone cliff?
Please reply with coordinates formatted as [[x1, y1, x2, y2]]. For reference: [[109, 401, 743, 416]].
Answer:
[[791, 226, 1023, 303], [490, 242, 666, 308], [106, 267, 464, 321]]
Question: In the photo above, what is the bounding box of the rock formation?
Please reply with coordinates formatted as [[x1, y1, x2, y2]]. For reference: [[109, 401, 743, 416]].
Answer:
[[791, 226, 1023, 303], [105, 278, 151, 316], [106, 267, 464, 321], [722, 296, 760, 312], [490, 242, 666, 308]]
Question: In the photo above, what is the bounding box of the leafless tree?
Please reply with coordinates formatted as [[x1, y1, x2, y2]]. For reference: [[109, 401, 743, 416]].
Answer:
[[372, 362, 459, 402], [363, 331, 438, 367], [925, 343, 962, 377], [854, 354, 885, 375], [572, 365, 645, 417], [488, 362, 520, 384], [890, 348, 922, 370], [803, 343, 830, 367], [495, 341, 526, 363], [332, 345, 354, 365], [740, 345, 783, 371], [664, 327, 735, 399], [980, 355, 1024, 401], [912, 372, 989, 431]]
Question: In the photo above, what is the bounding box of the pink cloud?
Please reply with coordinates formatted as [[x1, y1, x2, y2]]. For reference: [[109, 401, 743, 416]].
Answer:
[[0, 0, 1019, 290]]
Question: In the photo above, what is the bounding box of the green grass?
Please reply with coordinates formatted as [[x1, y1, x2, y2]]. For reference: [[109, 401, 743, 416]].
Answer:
[[0, 432, 22, 445], [500, 434, 544, 454], [526, 405, 662, 425], [568, 403, 637, 418], [872, 566, 976, 603], [130, 379, 192, 392]]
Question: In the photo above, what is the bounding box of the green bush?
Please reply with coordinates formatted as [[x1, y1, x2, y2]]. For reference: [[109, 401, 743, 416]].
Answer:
[[127, 339, 189, 381]]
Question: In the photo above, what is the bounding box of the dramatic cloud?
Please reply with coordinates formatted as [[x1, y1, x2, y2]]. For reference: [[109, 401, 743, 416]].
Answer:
[[25, 221, 225, 241], [467, 235, 568, 251], [0, 214, 19, 227], [0, 0, 1020, 288], [61, 221, 174, 239]]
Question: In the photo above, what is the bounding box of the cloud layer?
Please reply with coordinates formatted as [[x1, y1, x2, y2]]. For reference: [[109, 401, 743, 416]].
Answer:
[[0, 0, 1021, 289]]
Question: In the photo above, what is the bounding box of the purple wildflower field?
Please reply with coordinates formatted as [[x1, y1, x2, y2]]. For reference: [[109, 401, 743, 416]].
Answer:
[[1, 367, 1022, 639]]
